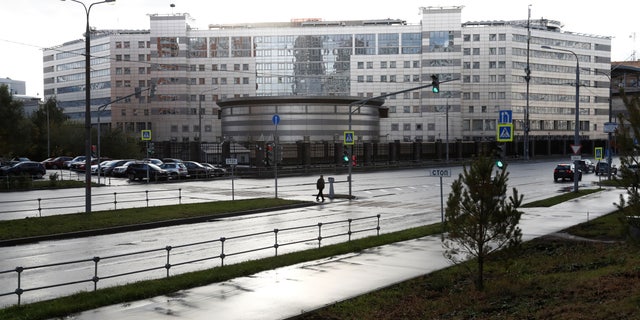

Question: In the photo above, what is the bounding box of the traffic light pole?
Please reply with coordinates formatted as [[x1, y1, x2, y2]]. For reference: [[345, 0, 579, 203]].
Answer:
[[346, 78, 458, 199]]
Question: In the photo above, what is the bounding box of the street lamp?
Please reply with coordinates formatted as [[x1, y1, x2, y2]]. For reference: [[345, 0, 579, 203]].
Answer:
[[542, 45, 580, 192], [62, 0, 115, 213]]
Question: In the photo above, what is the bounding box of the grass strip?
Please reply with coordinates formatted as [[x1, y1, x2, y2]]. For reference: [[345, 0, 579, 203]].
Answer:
[[0, 198, 305, 240], [0, 223, 443, 320], [522, 188, 603, 207]]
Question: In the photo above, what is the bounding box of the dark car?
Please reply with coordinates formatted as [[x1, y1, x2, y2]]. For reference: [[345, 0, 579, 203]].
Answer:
[[575, 160, 592, 174], [182, 161, 211, 178], [595, 161, 617, 176], [125, 163, 169, 181], [101, 159, 135, 176], [202, 163, 226, 177], [553, 163, 582, 182], [42, 156, 73, 169], [0, 161, 46, 179]]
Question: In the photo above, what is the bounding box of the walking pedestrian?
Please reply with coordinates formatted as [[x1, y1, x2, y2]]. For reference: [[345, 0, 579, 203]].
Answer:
[[316, 174, 325, 202]]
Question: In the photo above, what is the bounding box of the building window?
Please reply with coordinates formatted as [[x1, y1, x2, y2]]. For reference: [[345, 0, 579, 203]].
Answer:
[[416, 124, 423, 131], [357, 62, 364, 69], [366, 61, 373, 69], [473, 34, 480, 41], [403, 123, 411, 131], [468, 106, 474, 113], [391, 123, 399, 131]]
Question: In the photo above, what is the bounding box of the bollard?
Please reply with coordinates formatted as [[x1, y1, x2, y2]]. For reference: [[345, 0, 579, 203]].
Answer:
[[328, 177, 335, 199]]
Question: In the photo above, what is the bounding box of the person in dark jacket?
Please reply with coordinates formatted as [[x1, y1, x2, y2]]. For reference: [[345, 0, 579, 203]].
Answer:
[[316, 174, 325, 202]]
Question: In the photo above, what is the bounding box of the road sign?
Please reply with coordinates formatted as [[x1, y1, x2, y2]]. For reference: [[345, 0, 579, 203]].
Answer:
[[498, 110, 512, 124], [496, 124, 513, 142], [344, 131, 355, 145], [226, 158, 238, 165], [141, 130, 152, 141], [272, 114, 280, 126], [429, 168, 451, 177], [604, 122, 618, 133], [594, 147, 603, 160], [570, 144, 582, 155]]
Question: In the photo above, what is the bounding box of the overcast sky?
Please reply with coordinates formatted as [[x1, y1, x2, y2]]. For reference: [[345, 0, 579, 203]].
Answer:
[[1, 0, 638, 97]]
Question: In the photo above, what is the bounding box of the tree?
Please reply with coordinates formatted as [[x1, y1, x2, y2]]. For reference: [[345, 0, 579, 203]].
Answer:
[[0, 85, 33, 158], [443, 155, 523, 290], [29, 97, 69, 159], [613, 90, 640, 237]]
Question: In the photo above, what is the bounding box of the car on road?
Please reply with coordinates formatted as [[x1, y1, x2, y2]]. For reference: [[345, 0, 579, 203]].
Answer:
[[553, 163, 582, 182], [575, 160, 593, 174], [595, 161, 617, 176], [125, 163, 169, 181], [160, 162, 188, 180], [42, 156, 73, 169], [0, 161, 46, 179]]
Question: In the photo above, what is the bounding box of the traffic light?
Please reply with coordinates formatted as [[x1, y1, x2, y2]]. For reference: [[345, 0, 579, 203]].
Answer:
[[342, 150, 349, 164], [351, 155, 357, 167], [494, 144, 505, 169], [431, 74, 440, 93], [149, 84, 156, 98], [495, 159, 504, 169], [265, 143, 273, 166]]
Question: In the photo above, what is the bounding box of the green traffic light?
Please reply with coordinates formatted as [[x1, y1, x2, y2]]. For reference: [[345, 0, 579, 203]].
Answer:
[[432, 86, 439, 93], [496, 160, 504, 169]]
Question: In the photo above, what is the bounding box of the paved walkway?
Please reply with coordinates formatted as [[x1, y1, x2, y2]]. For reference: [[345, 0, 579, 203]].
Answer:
[[67, 188, 625, 320]]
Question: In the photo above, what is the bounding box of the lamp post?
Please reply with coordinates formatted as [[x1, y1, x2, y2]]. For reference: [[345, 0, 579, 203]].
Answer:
[[63, 0, 115, 213], [542, 45, 580, 192]]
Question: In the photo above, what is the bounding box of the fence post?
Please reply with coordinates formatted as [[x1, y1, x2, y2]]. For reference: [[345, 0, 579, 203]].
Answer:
[[273, 229, 279, 256], [376, 214, 381, 236], [165, 246, 172, 278], [113, 192, 118, 210], [37, 198, 42, 217], [317, 222, 323, 248], [145, 190, 149, 207], [15, 266, 23, 306], [348, 218, 353, 241], [220, 237, 226, 266], [178, 188, 182, 205], [92, 256, 101, 291]]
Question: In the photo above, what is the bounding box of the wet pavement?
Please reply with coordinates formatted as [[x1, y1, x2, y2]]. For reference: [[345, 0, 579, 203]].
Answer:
[[66, 187, 625, 320]]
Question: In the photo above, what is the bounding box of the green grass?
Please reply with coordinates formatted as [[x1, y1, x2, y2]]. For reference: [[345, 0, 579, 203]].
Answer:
[[296, 209, 640, 320], [0, 224, 444, 320], [522, 188, 603, 207], [0, 198, 305, 240]]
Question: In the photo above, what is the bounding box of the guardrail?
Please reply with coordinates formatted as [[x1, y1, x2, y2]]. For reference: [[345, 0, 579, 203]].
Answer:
[[0, 188, 183, 218], [0, 214, 381, 307]]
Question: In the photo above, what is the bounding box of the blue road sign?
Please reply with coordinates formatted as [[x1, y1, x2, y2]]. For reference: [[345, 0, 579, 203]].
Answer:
[[141, 130, 152, 141], [499, 110, 512, 124], [344, 131, 355, 145], [272, 114, 280, 125]]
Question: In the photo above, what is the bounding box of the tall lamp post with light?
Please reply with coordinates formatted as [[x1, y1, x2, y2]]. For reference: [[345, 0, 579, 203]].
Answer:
[[542, 45, 580, 192], [63, 0, 115, 213]]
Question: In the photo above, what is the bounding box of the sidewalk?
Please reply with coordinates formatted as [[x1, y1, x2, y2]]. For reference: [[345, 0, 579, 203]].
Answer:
[[68, 187, 625, 320]]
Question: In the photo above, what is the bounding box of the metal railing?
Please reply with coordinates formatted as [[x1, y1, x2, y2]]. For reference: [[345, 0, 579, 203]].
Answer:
[[0, 214, 381, 306], [0, 188, 183, 218]]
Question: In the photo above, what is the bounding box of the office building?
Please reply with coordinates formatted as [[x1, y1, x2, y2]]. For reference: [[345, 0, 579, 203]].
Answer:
[[43, 6, 611, 149]]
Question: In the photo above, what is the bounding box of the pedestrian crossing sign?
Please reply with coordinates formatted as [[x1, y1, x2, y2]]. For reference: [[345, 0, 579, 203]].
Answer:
[[141, 130, 152, 141], [496, 124, 513, 142], [344, 131, 355, 145]]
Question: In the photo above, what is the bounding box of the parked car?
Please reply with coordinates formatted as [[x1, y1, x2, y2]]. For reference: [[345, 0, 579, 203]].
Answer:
[[160, 162, 188, 179], [142, 158, 163, 166], [125, 163, 169, 181], [182, 161, 211, 178], [553, 163, 582, 182], [101, 159, 135, 176], [64, 156, 86, 169], [42, 156, 73, 169], [595, 162, 617, 176], [112, 161, 139, 177], [0, 161, 46, 179], [7, 157, 30, 166], [202, 163, 227, 177]]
